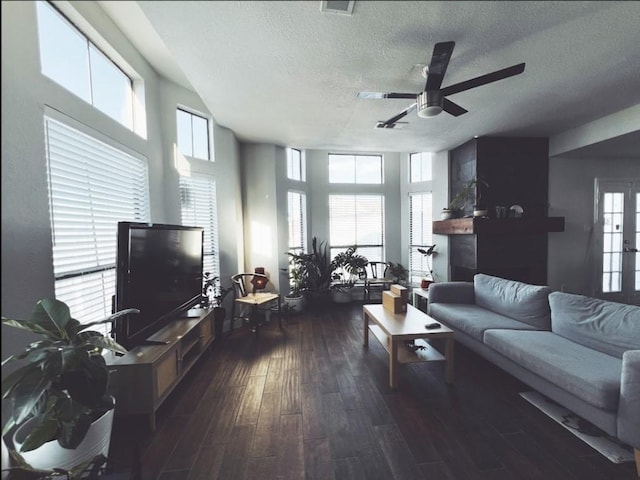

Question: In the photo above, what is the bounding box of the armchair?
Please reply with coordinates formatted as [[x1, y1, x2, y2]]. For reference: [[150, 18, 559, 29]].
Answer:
[[230, 272, 281, 333], [364, 261, 394, 302]]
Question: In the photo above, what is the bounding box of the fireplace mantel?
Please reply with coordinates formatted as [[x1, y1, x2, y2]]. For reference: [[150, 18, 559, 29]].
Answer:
[[433, 217, 565, 235]]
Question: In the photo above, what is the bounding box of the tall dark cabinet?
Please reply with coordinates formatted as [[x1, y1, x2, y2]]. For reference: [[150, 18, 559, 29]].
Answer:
[[433, 136, 564, 285]]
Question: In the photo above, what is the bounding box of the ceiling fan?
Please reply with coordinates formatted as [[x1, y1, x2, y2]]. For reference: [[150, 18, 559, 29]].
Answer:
[[357, 41, 525, 127]]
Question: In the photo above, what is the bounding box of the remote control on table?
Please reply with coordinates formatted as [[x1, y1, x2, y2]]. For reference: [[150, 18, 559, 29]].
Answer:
[[425, 322, 441, 330]]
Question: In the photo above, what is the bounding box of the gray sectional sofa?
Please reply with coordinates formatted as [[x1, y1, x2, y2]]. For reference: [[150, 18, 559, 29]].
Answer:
[[427, 274, 640, 467]]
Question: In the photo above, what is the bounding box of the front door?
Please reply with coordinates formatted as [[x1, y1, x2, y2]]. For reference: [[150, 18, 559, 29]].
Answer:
[[595, 178, 640, 305]]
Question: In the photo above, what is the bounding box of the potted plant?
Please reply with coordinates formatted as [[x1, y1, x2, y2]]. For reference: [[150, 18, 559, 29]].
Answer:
[[203, 273, 233, 339], [417, 245, 437, 288], [387, 262, 408, 285], [280, 261, 306, 313], [445, 177, 489, 218], [286, 237, 334, 308], [329, 246, 368, 303], [1, 298, 138, 478]]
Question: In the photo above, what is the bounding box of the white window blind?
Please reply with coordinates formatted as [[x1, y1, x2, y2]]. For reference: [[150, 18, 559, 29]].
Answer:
[[45, 116, 150, 331], [180, 175, 219, 280], [288, 191, 307, 254], [409, 192, 434, 284], [329, 194, 384, 261]]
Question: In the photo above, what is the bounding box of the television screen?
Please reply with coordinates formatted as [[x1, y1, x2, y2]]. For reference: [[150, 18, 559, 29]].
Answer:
[[115, 222, 204, 349]]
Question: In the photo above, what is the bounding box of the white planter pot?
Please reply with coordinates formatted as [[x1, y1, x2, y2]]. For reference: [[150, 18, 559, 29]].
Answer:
[[284, 294, 305, 313], [331, 288, 353, 303], [12, 407, 115, 471], [1, 436, 9, 480]]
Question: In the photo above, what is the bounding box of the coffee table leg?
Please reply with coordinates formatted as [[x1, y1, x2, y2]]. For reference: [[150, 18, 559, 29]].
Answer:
[[445, 336, 454, 384], [389, 338, 398, 388], [363, 308, 369, 347]]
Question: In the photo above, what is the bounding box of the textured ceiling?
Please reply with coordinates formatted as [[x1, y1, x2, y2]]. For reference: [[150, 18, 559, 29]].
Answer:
[[99, 1, 640, 154]]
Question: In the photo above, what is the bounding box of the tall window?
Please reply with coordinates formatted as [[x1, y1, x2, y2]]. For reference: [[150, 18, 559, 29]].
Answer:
[[410, 152, 432, 183], [180, 175, 219, 280], [329, 154, 383, 184], [409, 193, 434, 284], [177, 108, 211, 161], [287, 148, 305, 181], [45, 115, 150, 333], [288, 191, 307, 255], [329, 195, 384, 261], [36, 1, 134, 130]]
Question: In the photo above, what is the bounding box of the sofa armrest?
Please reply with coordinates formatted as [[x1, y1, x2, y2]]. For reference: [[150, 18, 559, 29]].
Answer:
[[618, 349, 640, 449], [427, 281, 475, 305]]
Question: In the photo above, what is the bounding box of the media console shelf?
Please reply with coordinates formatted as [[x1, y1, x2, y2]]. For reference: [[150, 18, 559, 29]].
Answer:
[[106, 307, 215, 431]]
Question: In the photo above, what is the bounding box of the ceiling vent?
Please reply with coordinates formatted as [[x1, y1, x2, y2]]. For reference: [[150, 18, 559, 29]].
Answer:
[[320, 1, 355, 15], [376, 122, 407, 129]]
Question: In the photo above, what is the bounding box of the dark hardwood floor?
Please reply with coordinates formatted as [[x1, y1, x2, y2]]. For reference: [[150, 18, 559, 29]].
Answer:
[[108, 303, 638, 480]]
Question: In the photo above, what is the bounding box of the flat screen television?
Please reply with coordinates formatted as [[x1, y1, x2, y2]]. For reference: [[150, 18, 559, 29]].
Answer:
[[114, 222, 204, 349]]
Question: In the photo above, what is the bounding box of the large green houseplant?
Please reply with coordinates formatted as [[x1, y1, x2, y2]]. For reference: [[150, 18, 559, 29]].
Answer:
[[1, 298, 138, 478], [329, 246, 368, 302], [286, 237, 334, 308]]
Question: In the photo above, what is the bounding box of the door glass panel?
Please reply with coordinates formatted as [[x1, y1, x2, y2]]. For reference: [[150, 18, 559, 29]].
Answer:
[[635, 193, 640, 291], [602, 192, 623, 293]]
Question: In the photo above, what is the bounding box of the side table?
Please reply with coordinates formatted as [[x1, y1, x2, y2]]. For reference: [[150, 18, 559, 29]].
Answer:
[[412, 287, 429, 312]]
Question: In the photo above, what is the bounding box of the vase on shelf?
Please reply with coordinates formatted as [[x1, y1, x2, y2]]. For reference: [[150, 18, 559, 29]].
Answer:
[[440, 208, 455, 220]]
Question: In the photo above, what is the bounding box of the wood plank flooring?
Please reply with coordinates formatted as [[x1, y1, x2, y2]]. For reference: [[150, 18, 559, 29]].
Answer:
[[108, 303, 638, 479]]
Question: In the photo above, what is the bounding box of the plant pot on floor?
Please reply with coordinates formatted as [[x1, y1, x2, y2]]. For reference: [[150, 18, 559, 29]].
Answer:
[[11, 405, 115, 472], [331, 288, 353, 304], [284, 294, 305, 313]]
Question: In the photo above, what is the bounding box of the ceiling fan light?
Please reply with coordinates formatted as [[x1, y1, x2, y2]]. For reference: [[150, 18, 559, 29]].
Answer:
[[418, 105, 443, 117], [417, 91, 443, 118]]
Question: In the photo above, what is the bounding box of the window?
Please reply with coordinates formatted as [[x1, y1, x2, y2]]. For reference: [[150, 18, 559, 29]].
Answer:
[[45, 115, 150, 334], [409, 192, 434, 284], [410, 152, 432, 183], [288, 191, 307, 254], [329, 195, 384, 261], [287, 148, 305, 181], [177, 108, 211, 160], [329, 154, 382, 184], [180, 175, 219, 280], [36, 1, 134, 130]]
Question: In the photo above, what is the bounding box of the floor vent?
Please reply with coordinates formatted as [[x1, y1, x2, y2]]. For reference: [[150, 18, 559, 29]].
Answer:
[[320, 1, 355, 15]]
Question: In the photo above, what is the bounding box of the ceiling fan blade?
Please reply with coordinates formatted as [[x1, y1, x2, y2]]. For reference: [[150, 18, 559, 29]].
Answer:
[[381, 103, 417, 126], [357, 91, 417, 100], [440, 63, 525, 97], [442, 98, 468, 117], [425, 41, 455, 91]]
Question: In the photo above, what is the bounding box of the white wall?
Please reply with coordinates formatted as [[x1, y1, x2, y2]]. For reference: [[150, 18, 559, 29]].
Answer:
[[548, 157, 639, 295]]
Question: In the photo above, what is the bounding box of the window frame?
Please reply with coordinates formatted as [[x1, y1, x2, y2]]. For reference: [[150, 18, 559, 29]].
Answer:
[[176, 107, 213, 161], [328, 153, 383, 184]]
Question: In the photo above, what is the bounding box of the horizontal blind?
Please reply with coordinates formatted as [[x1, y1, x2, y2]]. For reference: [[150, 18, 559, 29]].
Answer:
[[180, 175, 219, 279], [288, 191, 307, 253], [329, 194, 384, 261], [409, 192, 433, 283], [45, 116, 150, 328]]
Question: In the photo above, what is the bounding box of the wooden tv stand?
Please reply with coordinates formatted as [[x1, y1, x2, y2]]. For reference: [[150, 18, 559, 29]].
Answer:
[[106, 307, 215, 431]]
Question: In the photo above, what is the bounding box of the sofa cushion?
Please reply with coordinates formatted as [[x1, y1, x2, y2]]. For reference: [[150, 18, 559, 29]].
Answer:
[[474, 274, 552, 330], [549, 292, 640, 358], [484, 329, 622, 410], [428, 303, 539, 342]]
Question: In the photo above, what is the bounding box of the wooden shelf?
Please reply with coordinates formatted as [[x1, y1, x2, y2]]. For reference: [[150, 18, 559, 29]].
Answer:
[[432, 217, 565, 235], [106, 308, 215, 431]]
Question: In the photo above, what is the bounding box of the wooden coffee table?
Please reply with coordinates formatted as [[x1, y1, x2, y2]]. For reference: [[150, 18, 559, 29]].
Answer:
[[363, 304, 454, 388]]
